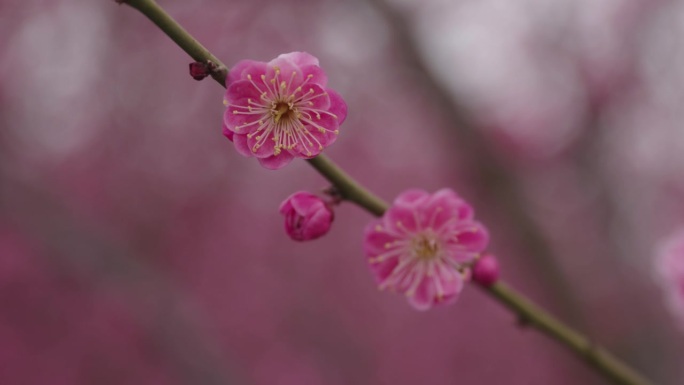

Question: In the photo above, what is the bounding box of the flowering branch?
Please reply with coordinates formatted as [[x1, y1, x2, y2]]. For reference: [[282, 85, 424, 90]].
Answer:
[[115, 1, 654, 384], [367, 0, 583, 324]]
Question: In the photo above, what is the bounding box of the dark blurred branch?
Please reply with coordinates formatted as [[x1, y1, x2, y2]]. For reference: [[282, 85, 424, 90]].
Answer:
[[116, 1, 655, 384]]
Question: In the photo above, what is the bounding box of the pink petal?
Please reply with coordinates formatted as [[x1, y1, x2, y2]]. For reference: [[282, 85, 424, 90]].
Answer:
[[371, 257, 400, 284], [422, 189, 473, 229], [363, 223, 400, 257], [394, 189, 430, 209], [433, 270, 464, 304], [312, 127, 339, 149], [454, 222, 489, 251], [275, 52, 320, 67], [295, 84, 330, 110], [223, 104, 262, 135], [300, 64, 328, 87], [303, 207, 333, 239], [223, 125, 234, 141], [442, 222, 490, 262], [232, 134, 253, 157], [290, 139, 323, 159], [290, 193, 322, 214], [265, 60, 305, 90], [227, 60, 268, 85], [246, 130, 278, 158], [406, 275, 436, 311], [258, 152, 295, 170], [225, 79, 263, 102], [278, 198, 294, 214], [326, 89, 348, 125], [383, 205, 420, 235]]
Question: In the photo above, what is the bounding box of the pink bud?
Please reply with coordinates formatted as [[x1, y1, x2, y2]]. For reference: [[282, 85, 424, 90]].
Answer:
[[472, 254, 500, 287], [279, 192, 334, 241]]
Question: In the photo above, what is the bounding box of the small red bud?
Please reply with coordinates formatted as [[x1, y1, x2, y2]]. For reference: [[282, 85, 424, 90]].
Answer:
[[189, 61, 210, 81]]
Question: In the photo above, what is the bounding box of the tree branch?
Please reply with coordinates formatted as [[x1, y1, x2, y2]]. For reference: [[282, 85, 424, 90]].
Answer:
[[115, 1, 655, 384]]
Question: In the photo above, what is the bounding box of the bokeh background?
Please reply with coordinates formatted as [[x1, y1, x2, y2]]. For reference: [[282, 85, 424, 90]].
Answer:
[[1, 0, 684, 384]]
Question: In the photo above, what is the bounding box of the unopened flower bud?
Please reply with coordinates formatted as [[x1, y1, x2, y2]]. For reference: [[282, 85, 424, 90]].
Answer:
[[472, 254, 500, 287], [189, 61, 211, 81], [279, 192, 334, 241]]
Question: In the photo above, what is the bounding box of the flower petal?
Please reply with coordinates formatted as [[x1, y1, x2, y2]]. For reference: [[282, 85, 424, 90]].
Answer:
[[383, 205, 420, 235], [296, 83, 330, 110], [227, 60, 268, 85], [423, 189, 473, 229], [394, 189, 430, 208], [289, 192, 322, 214], [232, 133, 253, 157], [406, 275, 436, 311], [245, 129, 278, 158], [363, 221, 400, 257], [300, 64, 328, 87], [226, 79, 263, 102], [327, 89, 348, 125], [258, 152, 294, 170], [276, 51, 320, 67], [223, 124, 234, 141]]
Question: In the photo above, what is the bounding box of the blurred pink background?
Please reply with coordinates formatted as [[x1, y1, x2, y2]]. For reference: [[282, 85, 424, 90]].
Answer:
[[1, 0, 684, 384]]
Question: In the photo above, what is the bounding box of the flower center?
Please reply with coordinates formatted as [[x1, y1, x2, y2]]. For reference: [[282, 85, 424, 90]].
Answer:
[[412, 234, 440, 260], [272, 101, 293, 123]]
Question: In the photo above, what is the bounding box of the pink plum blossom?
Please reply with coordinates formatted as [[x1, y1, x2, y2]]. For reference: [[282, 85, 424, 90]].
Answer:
[[279, 191, 334, 241], [223, 52, 348, 169], [655, 228, 684, 327], [363, 189, 489, 310]]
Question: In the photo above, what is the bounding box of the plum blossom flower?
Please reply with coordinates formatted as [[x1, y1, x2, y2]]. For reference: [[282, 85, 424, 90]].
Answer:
[[279, 191, 334, 241], [363, 189, 489, 310], [223, 52, 347, 169], [655, 228, 684, 327]]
